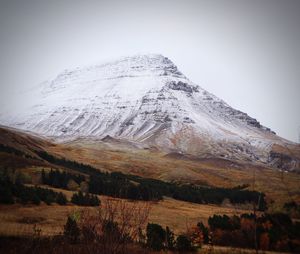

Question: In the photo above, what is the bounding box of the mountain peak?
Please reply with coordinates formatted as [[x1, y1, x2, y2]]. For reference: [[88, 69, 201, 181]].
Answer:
[[119, 53, 167, 60], [96, 53, 184, 78], [1, 53, 293, 169], [114, 53, 172, 65], [49, 54, 184, 92]]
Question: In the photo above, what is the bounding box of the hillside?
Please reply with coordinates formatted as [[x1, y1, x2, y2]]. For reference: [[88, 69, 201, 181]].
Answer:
[[1, 126, 299, 207]]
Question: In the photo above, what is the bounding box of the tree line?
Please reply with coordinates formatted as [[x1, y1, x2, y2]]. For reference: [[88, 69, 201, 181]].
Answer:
[[0, 172, 99, 207], [0, 173, 67, 205], [89, 174, 163, 201], [42, 169, 85, 189], [37, 150, 267, 209], [135, 212, 300, 252], [0, 144, 36, 160], [71, 191, 100, 206]]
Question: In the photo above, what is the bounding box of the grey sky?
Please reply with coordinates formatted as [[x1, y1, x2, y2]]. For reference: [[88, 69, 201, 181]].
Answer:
[[0, 0, 299, 142]]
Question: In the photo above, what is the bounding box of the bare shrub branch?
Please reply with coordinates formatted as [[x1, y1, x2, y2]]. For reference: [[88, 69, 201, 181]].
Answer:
[[79, 198, 151, 254]]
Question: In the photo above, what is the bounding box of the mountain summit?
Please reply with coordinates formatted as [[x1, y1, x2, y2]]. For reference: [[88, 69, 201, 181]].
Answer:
[[1, 54, 299, 170]]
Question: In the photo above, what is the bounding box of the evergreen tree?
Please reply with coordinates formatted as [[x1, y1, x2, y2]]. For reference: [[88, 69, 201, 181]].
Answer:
[[64, 216, 80, 244], [139, 186, 150, 201], [176, 235, 193, 251], [127, 185, 139, 200], [71, 192, 79, 204], [0, 186, 14, 204], [44, 193, 54, 205], [90, 194, 100, 206], [71, 191, 100, 206], [77, 191, 84, 204], [197, 222, 209, 244], [165, 226, 175, 250], [146, 223, 166, 251], [56, 192, 67, 205], [31, 193, 41, 205]]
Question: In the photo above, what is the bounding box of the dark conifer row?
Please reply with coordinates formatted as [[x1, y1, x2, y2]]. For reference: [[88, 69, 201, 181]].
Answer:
[[0, 173, 101, 207], [42, 169, 85, 189], [36, 150, 267, 209], [0, 144, 36, 160], [71, 191, 100, 206], [0, 173, 67, 205]]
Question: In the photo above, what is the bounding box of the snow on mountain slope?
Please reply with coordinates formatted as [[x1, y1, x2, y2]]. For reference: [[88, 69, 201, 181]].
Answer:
[[0, 54, 298, 169]]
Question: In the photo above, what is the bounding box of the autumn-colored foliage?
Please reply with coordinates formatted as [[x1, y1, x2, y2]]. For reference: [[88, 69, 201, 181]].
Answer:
[[203, 213, 300, 252], [259, 232, 270, 250], [187, 225, 204, 247]]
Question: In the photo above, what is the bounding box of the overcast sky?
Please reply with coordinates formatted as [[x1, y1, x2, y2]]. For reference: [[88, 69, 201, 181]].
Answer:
[[0, 0, 299, 142]]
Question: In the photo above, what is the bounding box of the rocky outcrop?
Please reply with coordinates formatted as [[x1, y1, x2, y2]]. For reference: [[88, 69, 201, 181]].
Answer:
[[268, 151, 300, 172], [167, 81, 199, 94]]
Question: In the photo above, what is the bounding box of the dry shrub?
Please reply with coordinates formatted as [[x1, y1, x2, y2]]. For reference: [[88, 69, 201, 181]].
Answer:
[[186, 225, 204, 248], [79, 198, 151, 254]]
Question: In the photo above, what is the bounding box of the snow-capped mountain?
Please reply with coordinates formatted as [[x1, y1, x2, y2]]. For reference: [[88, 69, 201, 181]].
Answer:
[[0, 54, 298, 169]]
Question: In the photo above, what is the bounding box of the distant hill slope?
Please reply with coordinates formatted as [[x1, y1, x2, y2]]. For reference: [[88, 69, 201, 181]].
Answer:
[[0, 126, 54, 169], [0, 126, 54, 156]]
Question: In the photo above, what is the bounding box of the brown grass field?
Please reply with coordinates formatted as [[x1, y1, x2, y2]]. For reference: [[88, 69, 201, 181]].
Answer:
[[0, 200, 291, 254], [0, 196, 288, 254], [0, 192, 252, 237]]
